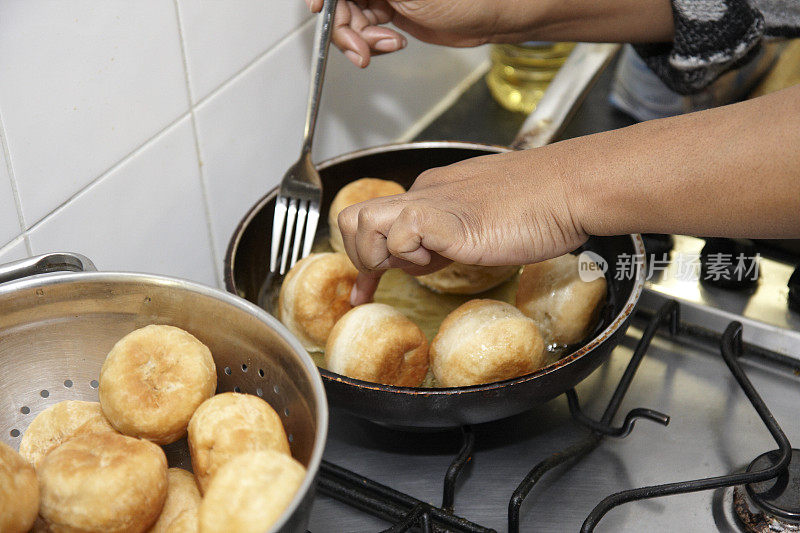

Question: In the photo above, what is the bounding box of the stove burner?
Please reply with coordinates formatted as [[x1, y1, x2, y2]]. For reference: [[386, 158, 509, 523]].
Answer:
[[734, 484, 800, 532], [743, 448, 800, 524], [700, 238, 760, 290]]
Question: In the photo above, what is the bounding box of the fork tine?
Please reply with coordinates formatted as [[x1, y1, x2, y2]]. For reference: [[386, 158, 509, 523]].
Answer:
[[302, 201, 320, 259], [270, 196, 288, 273], [290, 200, 308, 269], [279, 198, 298, 275]]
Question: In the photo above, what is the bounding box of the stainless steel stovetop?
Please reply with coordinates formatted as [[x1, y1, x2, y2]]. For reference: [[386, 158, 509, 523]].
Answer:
[[308, 237, 800, 532]]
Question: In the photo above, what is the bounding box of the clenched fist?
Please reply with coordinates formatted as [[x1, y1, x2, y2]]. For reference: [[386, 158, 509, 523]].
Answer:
[[338, 148, 590, 304]]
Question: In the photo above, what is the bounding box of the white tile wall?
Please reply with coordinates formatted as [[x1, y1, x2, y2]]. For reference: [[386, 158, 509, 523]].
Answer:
[[177, 0, 311, 103], [0, 237, 28, 265], [28, 117, 217, 286], [0, 1, 189, 225], [195, 21, 486, 260], [0, 139, 22, 247], [0, 1, 487, 287]]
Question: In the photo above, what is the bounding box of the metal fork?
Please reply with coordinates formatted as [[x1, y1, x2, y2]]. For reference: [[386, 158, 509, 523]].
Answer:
[[270, 0, 338, 274]]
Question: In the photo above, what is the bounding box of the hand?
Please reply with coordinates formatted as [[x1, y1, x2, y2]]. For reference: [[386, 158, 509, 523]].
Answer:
[[338, 148, 590, 304], [303, 0, 523, 68], [303, 0, 676, 68]]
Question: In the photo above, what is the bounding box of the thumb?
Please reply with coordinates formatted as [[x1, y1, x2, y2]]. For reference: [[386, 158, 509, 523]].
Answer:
[[350, 271, 382, 306]]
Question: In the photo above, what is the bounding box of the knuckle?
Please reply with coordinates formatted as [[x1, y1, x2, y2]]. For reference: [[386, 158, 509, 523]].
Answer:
[[397, 205, 426, 231], [413, 169, 437, 187], [337, 206, 358, 234], [356, 206, 372, 227]]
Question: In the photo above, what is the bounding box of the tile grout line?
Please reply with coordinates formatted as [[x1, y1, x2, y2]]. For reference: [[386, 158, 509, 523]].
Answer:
[[192, 16, 315, 111], [173, 0, 222, 287], [0, 235, 25, 257], [24, 110, 192, 235], [14, 12, 313, 270], [0, 105, 31, 256]]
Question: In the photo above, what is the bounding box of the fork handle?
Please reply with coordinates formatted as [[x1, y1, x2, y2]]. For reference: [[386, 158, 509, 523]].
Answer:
[[301, 0, 338, 157]]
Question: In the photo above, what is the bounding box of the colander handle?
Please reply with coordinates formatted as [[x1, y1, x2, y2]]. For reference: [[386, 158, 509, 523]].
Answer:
[[0, 252, 97, 284]]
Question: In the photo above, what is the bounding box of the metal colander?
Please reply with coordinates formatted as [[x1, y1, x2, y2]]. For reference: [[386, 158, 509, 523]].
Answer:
[[0, 253, 328, 533]]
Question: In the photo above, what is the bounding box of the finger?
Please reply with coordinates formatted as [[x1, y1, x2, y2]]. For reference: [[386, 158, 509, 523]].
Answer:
[[306, 0, 323, 12], [350, 272, 382, 305], [330, 2, 370, 67], [347, 2, 405, 54], [370, 251, 452, 276], [386, 206, 430, 265], [348, 254, 450, 306], [359, 26, 407, 53], [385, 204, 467, 264], [338, 204, 370, 273], [355, 205, 394, 271], [336, 1, 374, 67]]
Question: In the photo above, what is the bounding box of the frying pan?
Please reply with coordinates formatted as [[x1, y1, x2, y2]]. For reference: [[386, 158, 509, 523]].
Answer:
[[225, 43, 645, 428]]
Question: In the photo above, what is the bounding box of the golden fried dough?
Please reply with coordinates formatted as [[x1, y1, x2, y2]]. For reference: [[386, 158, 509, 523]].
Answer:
[[19, 400, 116, 468], [164, 509, 198, 533], [30, 516, 51, 533], [328, 178, 405, 253], [188, 392, 291, 493], [515, 254, 607, 345], [38, 432, 168, 533], [325, 303, 429, 386], [99, 325, 217, 445], [0, 441, 39, 533], [431, 299, 545, 386], [198, 450, 306, 533], [416, 263, 519, 294], [148, 468, 201, 533], [279, 253, 358, 352]]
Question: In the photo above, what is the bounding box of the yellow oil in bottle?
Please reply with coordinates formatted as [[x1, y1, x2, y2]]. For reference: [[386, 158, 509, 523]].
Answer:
[[486, 42, 575, 114]]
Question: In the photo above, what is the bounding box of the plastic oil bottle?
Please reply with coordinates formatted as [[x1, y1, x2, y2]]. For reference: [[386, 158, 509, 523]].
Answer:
[[486, 42, 575, 114]]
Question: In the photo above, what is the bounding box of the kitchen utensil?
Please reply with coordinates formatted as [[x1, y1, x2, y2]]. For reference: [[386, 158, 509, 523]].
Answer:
[[0, 253, 328, 532], [271, 0, 338, 275], [227, 44, 630, 428]]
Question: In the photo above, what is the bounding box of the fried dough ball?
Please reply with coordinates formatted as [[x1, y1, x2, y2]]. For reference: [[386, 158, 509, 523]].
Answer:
[[431, 299, 545, 387], [515, 254, 607, 345], [38, 432, 168, 533], [0, 441, 39, 533], [198, 450, 306, 533], [188, 392, 290, 493], [416, 263, 519, 294], [99, 325, 217, 445], [325, 303, 429, 386], [278, 253, 358, 352], [148, 468, 201, 533], [328, 178, 406, 253], [164, 509, 198, 533], [19, 400, 116, 468]]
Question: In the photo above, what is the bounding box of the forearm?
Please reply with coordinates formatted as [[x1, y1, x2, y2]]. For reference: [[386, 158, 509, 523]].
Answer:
[[565, 84, 800, 238], [493, 0, 674, 44]]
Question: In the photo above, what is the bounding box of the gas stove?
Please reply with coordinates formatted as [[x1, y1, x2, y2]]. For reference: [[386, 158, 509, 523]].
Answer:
[[303, 63, 800, 532], [305, 235, 800, 532]]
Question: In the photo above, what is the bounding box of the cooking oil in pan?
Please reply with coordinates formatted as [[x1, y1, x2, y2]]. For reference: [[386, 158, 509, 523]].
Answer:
[[260, 232, 569, 388]]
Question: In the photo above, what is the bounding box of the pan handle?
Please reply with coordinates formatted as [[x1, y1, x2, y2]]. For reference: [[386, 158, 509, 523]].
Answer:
[[0, 252, 97, 285], [510, 43, 621, 150]]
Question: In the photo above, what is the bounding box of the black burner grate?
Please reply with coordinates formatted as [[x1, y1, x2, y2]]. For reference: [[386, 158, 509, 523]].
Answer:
[[314, 300, 794, 532]]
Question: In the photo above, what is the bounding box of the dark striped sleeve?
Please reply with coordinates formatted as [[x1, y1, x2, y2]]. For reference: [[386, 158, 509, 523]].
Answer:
[[634, 0, 800, 95]]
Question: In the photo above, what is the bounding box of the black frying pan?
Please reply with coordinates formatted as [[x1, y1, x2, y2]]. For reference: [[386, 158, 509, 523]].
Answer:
[[224, 44, 643, 428], [224, 140, 644, 428]]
